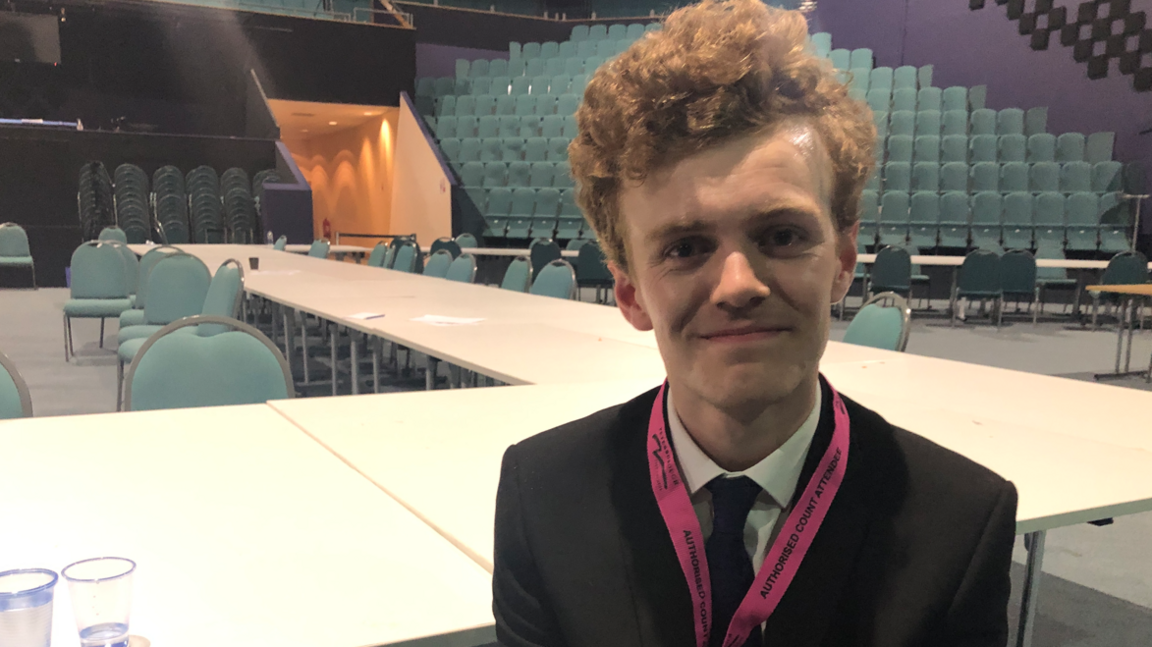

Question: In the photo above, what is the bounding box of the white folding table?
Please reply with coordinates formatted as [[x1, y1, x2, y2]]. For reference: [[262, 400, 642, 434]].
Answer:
[[0, 404, 495, 647]]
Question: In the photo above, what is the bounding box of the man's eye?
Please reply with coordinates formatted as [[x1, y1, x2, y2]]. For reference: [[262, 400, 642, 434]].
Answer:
[[666, 239, 706, 259], [765, 228, 804, 248]]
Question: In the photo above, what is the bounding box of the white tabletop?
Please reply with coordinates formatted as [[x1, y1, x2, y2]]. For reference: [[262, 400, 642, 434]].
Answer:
[[268, 376, 1152, 573], [284, 243, 369, 255], [855, 254, 1152, 271], [0, 405, 495, 647]]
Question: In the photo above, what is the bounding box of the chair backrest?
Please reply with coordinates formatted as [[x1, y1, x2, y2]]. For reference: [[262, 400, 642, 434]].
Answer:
[[445, 253, 478, 283], [423, 249, 454, 278], [957, 250, 1002, 294], [429, 237, 462, 259], [273, 235, 287, 251], [999, 249, 1037, 296], [870, 246, 912, 292], [500, 255, 532, 292], [124, 316, 292, 411], [101, 241, 140, 296], [842, 292, 911, 352], [0, 223, 31, 258], [530, 259, 577, 299], [366, 242, 388, 267], [1102, 251, 1149, 285], [392, 243, 418, 273], [143, 253, 212, 325], [197, 260, 245, 336], [455, 232, 479, 248], [133, 245, 182, 310], [308, 239, 330, 258], [529, 239, 561, 276], [98, 227, 128, 244], [575, 240, 612, 284], [69, 241, 130, 299], [0, 349, 32, 419]]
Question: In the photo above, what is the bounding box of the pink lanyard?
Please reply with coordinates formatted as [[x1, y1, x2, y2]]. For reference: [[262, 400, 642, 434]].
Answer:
[[647, 380, 851, 647]]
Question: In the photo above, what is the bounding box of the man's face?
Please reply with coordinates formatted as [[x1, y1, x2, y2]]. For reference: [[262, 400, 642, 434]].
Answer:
[[613, 122, 857, 422]]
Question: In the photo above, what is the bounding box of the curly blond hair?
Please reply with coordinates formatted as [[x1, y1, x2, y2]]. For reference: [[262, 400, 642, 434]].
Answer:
[[568, 0, 876, 270]]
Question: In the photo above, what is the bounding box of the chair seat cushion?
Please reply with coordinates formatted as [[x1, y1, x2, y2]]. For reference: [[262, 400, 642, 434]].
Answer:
[[118, 324, 163, 344], [64, 298, 133, 317], [0, 256, 33, 266], [119, 309, 146, 328]]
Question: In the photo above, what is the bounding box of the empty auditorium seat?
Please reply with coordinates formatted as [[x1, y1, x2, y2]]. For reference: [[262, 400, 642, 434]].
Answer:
[[893, 65, 918, 89], [1025, 107, 1047, 136], [997, 109, 1025, 135], [941, 136, 968, 164], [890, 111, 915, 137], [1003, 162, 1032, 192], [1086, 132, 1115, 163], [880, 192, 910, 245], [887, 135, 914, 163], [1027, 134, 1056, 163], [942, 110, 968, 136], [1092, 161, 1123, 192], [547, 137, 569, 162], [885, 162, 912, 192], [1029, 162, 1060, 193], [914, 136, 940, 163], [892, 88, 917, 113], [941, 161, 968, 191], [971, 161, 1000, 192], [998, 134, 1027, 163], [970, 109, 996, 136], [1002, 192, 1034, 250], [913, 162, 939, 192], [916, 111, 941, 137], [969, 134, 998, 162], [1065, 192, 1100, 251], [1056, 133, 1086, 162], [942, 87, 968, 113]]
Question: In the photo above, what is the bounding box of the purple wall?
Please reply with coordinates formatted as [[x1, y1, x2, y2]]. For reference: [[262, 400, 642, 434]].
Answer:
[[416, 43, 509, 79], [813, 0, 1152, 239]]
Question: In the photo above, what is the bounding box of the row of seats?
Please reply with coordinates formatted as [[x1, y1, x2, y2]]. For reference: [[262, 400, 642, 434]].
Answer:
[[568, 23, 658, 43], [465, 187, 586, 240], [442, 138, 570, 164], [874, 110, 1114, 152], [872, 129, 1113, 165], [440, 73, 592, 98], [868, 160, 1123, 194], [842, 65, 936, 94], [458, 161, 575, 189], [432, 114, 578, 139], [858, 190, 1130, 252], [433, 92, 581, 118]]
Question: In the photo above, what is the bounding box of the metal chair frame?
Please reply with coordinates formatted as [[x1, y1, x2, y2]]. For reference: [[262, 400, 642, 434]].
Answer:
[[852, 291, 912, 352]]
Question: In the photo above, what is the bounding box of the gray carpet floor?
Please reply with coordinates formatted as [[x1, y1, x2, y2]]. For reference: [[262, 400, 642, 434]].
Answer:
[[3, 288, 1151, 644]]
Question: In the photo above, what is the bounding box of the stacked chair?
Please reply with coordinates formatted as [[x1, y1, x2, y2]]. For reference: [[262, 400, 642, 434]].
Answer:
[[252, 169, 282, 232], [78, 161, 115, 242], [153, 166, 189, 244], [112, 164, 151, 244], [187, 166, 225, 244], [222, 167, 257, 244]]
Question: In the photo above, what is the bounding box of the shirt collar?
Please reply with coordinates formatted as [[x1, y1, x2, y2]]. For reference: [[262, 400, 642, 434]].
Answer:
[[666, 385, 822, 508]]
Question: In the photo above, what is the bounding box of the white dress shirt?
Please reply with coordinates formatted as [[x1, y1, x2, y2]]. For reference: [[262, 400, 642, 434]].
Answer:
[[666, 387, 822, 571]]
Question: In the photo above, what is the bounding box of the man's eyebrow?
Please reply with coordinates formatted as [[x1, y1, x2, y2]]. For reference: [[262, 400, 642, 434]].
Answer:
[[649, 220, 712, 241]]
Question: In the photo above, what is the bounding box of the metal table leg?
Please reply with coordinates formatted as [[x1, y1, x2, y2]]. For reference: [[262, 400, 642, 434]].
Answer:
[[281, 307, 293, 377], [351, 333, 360, 395], [1124, 296, 1136, 373], [330, 323, 339, 396], [300, 314, 311, 384], [1096, 296, 1150, 380], [372, 337, 381, 394], [425, 356, 436, 391], [1016, 530, 1046, 647]]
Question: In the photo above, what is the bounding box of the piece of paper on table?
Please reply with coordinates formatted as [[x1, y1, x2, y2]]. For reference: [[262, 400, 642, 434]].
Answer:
[[348, 312, 385, 320], [410, 314, 485, 326]]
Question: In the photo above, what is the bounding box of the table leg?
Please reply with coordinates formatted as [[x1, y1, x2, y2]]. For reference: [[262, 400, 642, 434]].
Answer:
[[1123, 296, 1136, 373], [281, 308, 293, 377], [426, 356, 436, 391], [1114, 297, 1127, 373], [330, 323, 339, 396], [1016, 530, 1046, 647], [301, 314, 311, 384], [351, 333, 360, 396], [372, 337, 381, 394]]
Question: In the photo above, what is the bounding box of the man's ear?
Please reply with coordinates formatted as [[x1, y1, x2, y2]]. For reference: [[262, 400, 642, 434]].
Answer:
[[610, 262, 654, 332], [831, 222, 859, 304]]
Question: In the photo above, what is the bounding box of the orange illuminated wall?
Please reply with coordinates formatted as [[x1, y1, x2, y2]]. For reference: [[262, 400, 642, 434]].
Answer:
[[281, 109, 399, 245]]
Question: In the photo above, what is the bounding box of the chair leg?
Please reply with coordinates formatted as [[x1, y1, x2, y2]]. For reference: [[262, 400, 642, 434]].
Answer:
[[63, 314, 70, 362], [99, 318, 105, 348], [116, 360, 124, 412]]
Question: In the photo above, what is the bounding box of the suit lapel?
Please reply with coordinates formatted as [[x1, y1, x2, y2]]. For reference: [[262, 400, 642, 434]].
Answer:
[[760, 380, 876, 647]]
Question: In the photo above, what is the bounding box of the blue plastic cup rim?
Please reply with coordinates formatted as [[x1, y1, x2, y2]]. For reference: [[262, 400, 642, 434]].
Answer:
[[62, 557, 136, 583], [0, 569, 58, 612]]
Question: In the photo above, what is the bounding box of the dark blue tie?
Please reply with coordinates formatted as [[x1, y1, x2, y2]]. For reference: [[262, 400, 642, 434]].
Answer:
[[705, 476, 764, 647]]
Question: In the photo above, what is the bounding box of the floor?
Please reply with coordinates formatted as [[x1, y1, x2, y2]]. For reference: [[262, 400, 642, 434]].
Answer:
[[3, 287, 1151, 644]]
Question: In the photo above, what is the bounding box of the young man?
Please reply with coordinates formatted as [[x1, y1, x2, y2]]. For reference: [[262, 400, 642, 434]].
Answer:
[[492, 2, 1018, 646]]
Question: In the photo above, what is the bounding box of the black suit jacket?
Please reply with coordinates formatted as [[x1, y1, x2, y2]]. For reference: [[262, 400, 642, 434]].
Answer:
[[492, 379, 1018, 647]]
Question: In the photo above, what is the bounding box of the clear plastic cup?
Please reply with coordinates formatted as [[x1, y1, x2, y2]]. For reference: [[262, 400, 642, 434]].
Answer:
[[62, 557, 135, 647], [0, 568, 58, 647]]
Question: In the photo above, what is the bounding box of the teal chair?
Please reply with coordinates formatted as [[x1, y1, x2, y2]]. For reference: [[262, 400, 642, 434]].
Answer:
[[951, 249, 1003, 328], [0, 223, 35, 287], [0, 349, 32, 419], [98, 227, 128, 244], [423, 249, 454, 278], [1092, 251, 1149, 328], [117, 260, 245, 408], [1000, 249, 1039, 324], [429, 238, 461, 259], [529, 238, 561, 277], [500, 255, 532, 292], [120, 246, 180, 329], [103, 241, 139, 301], [123, 316, 292, 411], [1035, 245, 1080, 316], [273, 235, 287, 251], [530, 259, 577, 299], [868, 246, 912, 298], [575, 240, 613, 303], [116, 253, 211, 343], [455, 232, 479, 248], [843, 292, 911, 351], [392, 244, 418, 273], [382, 245, 398, 269], [445, 253, 477, 283], [365, 242, 388, 267], [63, 241, 132, 361], [308, 240, 330, 258]]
